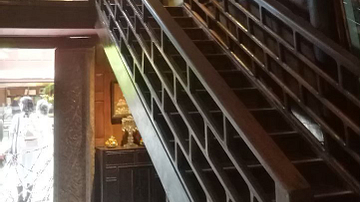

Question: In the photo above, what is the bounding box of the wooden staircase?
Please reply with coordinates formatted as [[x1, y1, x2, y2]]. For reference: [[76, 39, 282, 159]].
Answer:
[[95, 0, 360, 201]]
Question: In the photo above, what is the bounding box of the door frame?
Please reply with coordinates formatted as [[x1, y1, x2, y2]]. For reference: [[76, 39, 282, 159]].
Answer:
[[0, 36, 97, 202]]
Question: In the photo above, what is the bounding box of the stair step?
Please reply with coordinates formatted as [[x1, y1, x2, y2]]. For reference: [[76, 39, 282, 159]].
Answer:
[[314, 191, 358, 202], [147, 70, 186, 74], [185, 165, 239, 174], [166, 110, 221, 116], [247, 166, 276, 201], [129, 41, 142, 57], [204, 54, 237, 70], [169, 138, 189, 143], [164, 6, 187, 17], [183, 28, 210, 40], [268, 131, 299, 136], [295, 160, 352, 199], [193, 40, 224, 54], [271, 132, 318, 161], [138, 29, 151, 41], [139, 27, 161, 40], [250, 109, 293, 133], [193, 91, 224, 111], [232, 129, 317, 162], [147, 17, 161, 29], [153, 54, 186, 72], [218, 70, 253, 88], [174, 17, 199, 28], [184, 167, 211, 174], [246, 158, 324, 169], [150, 16, 197, 28], [248, 107, 276, 112], [246, 159, 353, 201], [233, 88, 272, 109]]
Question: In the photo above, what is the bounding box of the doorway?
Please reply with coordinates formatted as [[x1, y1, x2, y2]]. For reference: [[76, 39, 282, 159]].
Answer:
[[0, 48, 55, 202], [0, 37, 96, 202]]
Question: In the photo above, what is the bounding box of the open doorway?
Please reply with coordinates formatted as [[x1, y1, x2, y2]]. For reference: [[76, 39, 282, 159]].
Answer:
[[0, 48, 55, 202]]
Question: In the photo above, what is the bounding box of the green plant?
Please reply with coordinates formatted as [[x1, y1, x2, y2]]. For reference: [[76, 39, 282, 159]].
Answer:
[[41, 83, 54, 104]]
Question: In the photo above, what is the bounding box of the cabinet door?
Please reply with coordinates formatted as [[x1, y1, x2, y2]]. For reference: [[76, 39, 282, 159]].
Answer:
[[134, 167, 151, 202], [118, 168, 134, 202], [104, 166, 119, 202], [151, 169, 166, 202]]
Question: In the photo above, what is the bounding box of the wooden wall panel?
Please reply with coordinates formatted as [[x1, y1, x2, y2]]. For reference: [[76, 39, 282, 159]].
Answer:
[[0, 3, 96, 29], [95, 102, 105, 139], [95, 46, 124, 146]]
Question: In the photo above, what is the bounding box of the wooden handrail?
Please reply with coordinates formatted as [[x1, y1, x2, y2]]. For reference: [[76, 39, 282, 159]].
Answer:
[[142, 0, 311, 201], [258, 0, 360, 76]]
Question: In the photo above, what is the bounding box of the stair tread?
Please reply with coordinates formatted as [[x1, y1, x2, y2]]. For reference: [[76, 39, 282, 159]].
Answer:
[[248, 107, 276, 112], [246, 157, 323, 168], [314, 189, 354, 198], [268, 131, 299, 136], [192, 87, 257, 92], [312, 186, 353, 198]]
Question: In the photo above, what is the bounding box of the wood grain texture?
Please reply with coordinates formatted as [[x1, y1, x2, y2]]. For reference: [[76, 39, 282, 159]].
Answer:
[[94, 47, 124, 146]]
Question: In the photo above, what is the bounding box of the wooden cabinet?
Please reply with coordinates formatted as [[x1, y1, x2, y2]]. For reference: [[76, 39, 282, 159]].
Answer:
[[95, 146, 166, 202]]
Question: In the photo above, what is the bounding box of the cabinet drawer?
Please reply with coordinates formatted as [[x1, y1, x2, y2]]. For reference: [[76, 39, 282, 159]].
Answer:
[[106, 150, 135, 165], [136, 150, 151, 164]]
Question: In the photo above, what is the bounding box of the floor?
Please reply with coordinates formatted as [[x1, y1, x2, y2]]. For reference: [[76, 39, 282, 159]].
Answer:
[[0, 117, 54, 202]]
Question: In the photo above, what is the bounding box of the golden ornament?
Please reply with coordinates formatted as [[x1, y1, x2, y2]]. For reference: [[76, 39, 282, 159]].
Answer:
[[105, 135, 119, 148]]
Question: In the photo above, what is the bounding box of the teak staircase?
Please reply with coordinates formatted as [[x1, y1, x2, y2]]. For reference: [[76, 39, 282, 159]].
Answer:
[[95, 0, 360, 201]]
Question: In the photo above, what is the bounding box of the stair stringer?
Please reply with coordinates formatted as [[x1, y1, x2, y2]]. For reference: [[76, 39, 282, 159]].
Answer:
[[95, 17, 191, 202]]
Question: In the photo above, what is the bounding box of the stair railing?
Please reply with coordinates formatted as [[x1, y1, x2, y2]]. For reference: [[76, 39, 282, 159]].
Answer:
[[96, 0, 311, 200], [181, 0, 360, 191]]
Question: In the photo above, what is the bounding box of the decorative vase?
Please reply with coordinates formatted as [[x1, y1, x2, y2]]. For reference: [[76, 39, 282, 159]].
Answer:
[[122, 115, 138, 148]]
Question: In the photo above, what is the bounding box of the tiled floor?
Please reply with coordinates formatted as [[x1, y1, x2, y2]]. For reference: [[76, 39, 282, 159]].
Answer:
[[0, 140, 53, 202]]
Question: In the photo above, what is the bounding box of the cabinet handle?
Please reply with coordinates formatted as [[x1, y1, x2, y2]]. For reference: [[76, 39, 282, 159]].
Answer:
[[106, 177, 117, 182]]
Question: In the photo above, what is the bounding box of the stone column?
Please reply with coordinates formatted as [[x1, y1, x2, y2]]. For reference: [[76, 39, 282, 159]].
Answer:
[[54, 47, 95, 202]]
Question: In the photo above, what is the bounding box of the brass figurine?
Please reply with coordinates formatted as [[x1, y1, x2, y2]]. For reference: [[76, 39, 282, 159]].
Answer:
[[105, 135, 119, 148]]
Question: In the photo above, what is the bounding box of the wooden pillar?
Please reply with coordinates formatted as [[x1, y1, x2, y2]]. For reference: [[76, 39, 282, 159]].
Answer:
[[54, 47, 95, 202]]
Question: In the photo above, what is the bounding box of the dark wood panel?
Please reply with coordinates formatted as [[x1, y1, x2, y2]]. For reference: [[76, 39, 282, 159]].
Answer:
[[95, 102, 105, 139], [95, 74, 104, 93], [0, 3, 96, 28], [119, 168, 133, 202], [95, 147, 166, 202], [95, 92, 104, 101]]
